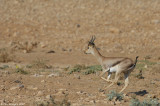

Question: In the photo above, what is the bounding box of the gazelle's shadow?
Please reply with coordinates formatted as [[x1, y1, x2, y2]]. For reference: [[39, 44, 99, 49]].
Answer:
[[128, 90, 148, 96]]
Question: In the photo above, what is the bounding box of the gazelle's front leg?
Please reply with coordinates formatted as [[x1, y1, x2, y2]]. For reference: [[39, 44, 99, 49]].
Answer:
[[106, 71, 112, 82], [100, 68, 112, 82]]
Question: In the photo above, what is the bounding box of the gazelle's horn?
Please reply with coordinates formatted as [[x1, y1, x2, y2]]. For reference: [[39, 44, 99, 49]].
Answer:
[[92, 36, 96, 43], [90, 36, 94, 43]]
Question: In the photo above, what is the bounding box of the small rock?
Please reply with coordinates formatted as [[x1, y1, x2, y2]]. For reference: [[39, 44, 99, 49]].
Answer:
[[77, 91, 87, 95], [47, 50, 55, 53], [32, 74, 43, 77], [48, 73, 60, 77], [41, 80, 45, 83], [10, 84, 24, 90], [27, 85, 38, 90], [128, 48, 136, 53], [77, 24, 80, 28], [151, 20, 160, 24], [46, 95, 52, 100], [23, 50, 27, 53], [98, 89, 105, 92], [144, 65, 148, 69], [37, 91, 44, 96], [13, 32, 18, 37], [40, 42, 48, 48], [62, 48, 67, 51], [18, 84, 24, 89], [14, 80, 22, 83], [56, 89, 68, 95], [74, 74, 80, 79]]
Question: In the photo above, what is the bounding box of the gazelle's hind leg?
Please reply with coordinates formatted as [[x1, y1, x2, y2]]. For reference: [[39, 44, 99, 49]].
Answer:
[[106, 71, 120, 88], [119, 72, 130, 93]]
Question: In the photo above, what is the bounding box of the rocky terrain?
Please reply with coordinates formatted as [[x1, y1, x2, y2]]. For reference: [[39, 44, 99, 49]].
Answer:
[[0, 0, 160, 106]]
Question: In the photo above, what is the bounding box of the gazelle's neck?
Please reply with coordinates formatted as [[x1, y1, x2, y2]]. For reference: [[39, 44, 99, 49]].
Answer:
[[92, 47, 103, 64]]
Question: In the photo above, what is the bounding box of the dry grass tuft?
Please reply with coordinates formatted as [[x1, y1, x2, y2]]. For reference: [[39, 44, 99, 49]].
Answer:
[[0, 48, 15, 63]]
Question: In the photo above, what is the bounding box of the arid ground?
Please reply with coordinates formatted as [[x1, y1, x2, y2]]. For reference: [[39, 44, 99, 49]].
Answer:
[[0, 0, 160, 106]]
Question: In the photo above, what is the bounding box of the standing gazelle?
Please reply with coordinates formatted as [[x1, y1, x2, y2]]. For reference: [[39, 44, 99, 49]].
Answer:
[[84, 36, 138, 93]]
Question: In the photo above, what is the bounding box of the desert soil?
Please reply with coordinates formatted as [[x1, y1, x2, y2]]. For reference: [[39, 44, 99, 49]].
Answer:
[[0, 0, 160, 106]]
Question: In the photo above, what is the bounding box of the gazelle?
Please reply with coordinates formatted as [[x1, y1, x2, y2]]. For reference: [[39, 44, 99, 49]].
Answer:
[[84, 36, 139, 93]]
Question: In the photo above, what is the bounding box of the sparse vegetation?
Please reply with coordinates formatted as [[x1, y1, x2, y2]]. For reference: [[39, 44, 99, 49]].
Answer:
[[130, 98, 160, 106], [0, 48, 14, 63], [107, 90, 124, 101], [136, 60, 157, 70], [36, 101, 49, 106], [144, 55, 151, 60], [68, 64, 86, 74], [84, 65, 102, 75], [16, 41, 38, 53], [130, 98, 141, 106], [36, 95, 71, 106], [28, 58, 51, 69], [68, 64, 102, 75], [0, 0, 160, 105], [15, 66, 28, 74], [135, 70, 144, 79], [0, 65, 9, 69]]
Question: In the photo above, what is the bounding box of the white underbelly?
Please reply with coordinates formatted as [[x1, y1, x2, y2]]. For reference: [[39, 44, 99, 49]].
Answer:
[[109, 65, 118, 72]]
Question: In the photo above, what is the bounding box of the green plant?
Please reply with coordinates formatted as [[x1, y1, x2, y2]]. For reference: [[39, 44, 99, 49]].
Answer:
[[135, 70, 144, 79], [68, 64, 86, 74], [29, 58, 51, 69], [84, 65, 102, 75], [15, 66, 28, 74], [130, 98, 141, 106], [59, 97, 71, 106], [63, 67, 70, 71], [130, 98, 160, 106], [36, 95, 71, 106], [16, 41, 38, 53], [68, 65, 102, 75], [136, 60, 157, 70], [107, 90, 123, 101], [0, 65, 9, 69], [142, 98, 159, 106], [36, 101, 49, 106]]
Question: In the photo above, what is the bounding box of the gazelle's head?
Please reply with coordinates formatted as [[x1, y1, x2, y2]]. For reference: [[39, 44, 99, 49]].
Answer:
[[84, 36, 96, 54]]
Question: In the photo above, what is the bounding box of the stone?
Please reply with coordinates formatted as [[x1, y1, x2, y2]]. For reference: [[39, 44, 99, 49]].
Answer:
[[74, 74, 80, 79], [144, 65, 148, 69], [10, 84, 24, 90], [27, 85, 38, 90], [48, 73, 60, 77], [23, 50, 27, 53], [151, 20, 160, 24], [41, 80, 45, 83], [46, 95, 52, 100], [37, 91, 44, 96], [32, 74, 43, 77]]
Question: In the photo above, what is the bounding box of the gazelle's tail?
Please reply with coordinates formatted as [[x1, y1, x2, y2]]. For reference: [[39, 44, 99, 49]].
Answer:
[[128, 56, 139, 70], [134, 56, 139, 66]]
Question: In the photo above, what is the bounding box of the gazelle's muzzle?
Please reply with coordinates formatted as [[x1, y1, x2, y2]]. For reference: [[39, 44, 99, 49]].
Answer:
[[84, 49, 91, 54]]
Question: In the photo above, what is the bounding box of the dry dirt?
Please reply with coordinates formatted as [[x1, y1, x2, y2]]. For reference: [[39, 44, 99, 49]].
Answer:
[[0, 0, 160, 106]]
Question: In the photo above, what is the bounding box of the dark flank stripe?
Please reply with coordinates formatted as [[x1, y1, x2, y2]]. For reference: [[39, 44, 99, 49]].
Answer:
[[111, 58, 127, 67]]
